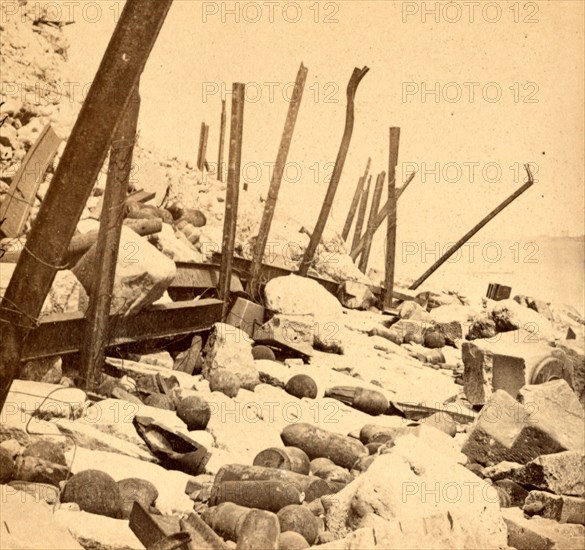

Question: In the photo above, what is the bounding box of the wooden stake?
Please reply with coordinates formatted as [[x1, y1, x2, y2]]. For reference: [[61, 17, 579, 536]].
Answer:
[[350, 170, 415, 261], [79, 86, 141, 391], [350, 175, 371, 255], [384, 127, 400, 311], [218, 83, 246, 320], [218, 100, 227, 182], [197, 123, 210, 171], [298, 66, 369, 276], [249, 63, 308, 297], [358, 171, 385, 272], [341, 157, 370, 241], [409, 165, 535, 290], [0, 0, 173, 408]]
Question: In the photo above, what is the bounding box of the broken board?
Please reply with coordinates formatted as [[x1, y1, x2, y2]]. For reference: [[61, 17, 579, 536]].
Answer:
[[0, 124, 61, 238]]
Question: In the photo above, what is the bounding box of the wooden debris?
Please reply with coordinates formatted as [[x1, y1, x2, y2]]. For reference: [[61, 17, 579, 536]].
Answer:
[[217, 100, 227, 183], [384, 127, 400, 311], [197, 122, 210, 171], [341, 157, 370, 241]]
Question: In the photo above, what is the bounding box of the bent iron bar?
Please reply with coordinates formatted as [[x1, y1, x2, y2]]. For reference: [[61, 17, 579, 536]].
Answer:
[[0, 0, 174, 408]]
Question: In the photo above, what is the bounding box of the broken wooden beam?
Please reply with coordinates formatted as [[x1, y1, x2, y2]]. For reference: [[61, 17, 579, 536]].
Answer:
[[197, 122, 210, 171], [384, 127, 400, 311], [249, 62, 308, 298], [217, 100, 227, 183], [358, 171, 385, 273], [21, 299, 223, 362], [350, 170, 415, 261], [79, 85, 141, 391], [0, 0, 173, 408], [298, 66, 369, 276], [409, 164, 535, 290], [350, 174, 371, 255], [218, 83, 246, 319], [0, 124, 61, 238], [341, 157, 370, 242]]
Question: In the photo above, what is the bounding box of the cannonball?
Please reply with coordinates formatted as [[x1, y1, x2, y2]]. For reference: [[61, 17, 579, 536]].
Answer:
[[252, 345, 276, 361], [284, 375, 317, 400], [423, 331, 446, 349], [61, 470, 121, 518], [143, 393, 175, 411], [209, 370, 240, 398], [117, 478, 159, 519], [176, 395, 211, 430], [276, 505, 319, 545], [279, 531, 310, 550], [23, 440, 66, 466], [0, 447, 15, 484]]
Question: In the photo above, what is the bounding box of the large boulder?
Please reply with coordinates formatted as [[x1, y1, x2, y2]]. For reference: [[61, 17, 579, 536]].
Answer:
[[202, 323, 259, 390], [72, 226, 176, 316], [556, 340, 585, 408], [325, 435, 508, 549], [489, 299, 555, 340]]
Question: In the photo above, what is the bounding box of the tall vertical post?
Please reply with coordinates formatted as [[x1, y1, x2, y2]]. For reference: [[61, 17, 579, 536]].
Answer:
[[358, 171, 385, 272], [350, 175, 371, 254], [0, 0, 173, 408], [249, 63, 308, 297], [197, 123, 209, 171], [298, 66, 369, 276], [217, 100, 227, 182], [218, 84, 246, 320], [341, 157, 370, 242], [79, 86, 141, 390], [384, 127, 400, 311]]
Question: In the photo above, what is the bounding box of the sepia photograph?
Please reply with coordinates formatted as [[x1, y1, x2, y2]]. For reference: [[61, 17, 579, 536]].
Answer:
[[0, 1, 584, 548]]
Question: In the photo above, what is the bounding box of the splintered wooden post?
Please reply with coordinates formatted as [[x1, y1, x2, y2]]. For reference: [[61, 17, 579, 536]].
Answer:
[[218, 83, 245, 320], [358, 171, 385, 272], [249, 63, 308, 297], [341, 157, 370, 241], [409, 165, 535, 290], [384, 127, 400, 311], [197, 123, 210, 171], [350, 170, 415, 261], [0, 0, 173, 408], [218, 100, 227, 182], [350, 175, 371, 254], [79, 86, 141, 391], [298, 66, 369, 277]]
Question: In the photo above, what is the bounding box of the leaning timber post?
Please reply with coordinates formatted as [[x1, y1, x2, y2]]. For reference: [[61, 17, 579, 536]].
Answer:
[[217, 100, 227, 182], [341, 157, 371, 242], [298, 66, 369, 277], [384, 127, 400, 311], [351, 175, 371, 255], [409, 165, 535, 290], [197, 122, 207, 171], [218, 83, 246, 320], [249, 63, 308, 298], [350, 170, 416, 261], [358, 171, 385, 272], [0, 0, 174, 408], [79, 86, 141, 391], [201, 124, 210, 172]]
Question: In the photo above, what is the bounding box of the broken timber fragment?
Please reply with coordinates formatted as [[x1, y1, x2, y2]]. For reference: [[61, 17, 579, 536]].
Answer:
[[299, 66, 369, 276], [358, 171, 385, 272], [350, 174, 371, 256], [249, 63, 308, 297], [341, 157, 370, 242], [197, 122, 210, 171], [0, 0, 174, 408]]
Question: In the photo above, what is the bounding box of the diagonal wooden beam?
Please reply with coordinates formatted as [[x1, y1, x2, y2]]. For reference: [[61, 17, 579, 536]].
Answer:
[[341, 157, 370, 242], [358, 171, 385, 272]]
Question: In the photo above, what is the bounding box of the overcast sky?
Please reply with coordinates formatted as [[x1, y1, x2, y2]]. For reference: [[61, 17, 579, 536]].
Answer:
[[62, 0, 583, 255]]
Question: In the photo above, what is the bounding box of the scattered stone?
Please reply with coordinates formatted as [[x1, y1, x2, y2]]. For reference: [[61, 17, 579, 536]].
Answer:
[[174, 335, 204, 375], [433, 320, 464, 346], [0, 439, 24, 458], [491, 299, 554, 337], [209, 369, 241, 398], [117, 478, 159, 519], [61, 469, 122, 518], [277, 504, 319, 544], [20, 356, 63, 384], [0, 446, 15, 483], [557, 340, 585, 408], [176, 395, 211, 430], [462, 332, 572, 406], [253, 345, 276, 361], [502, 506, 585, 550], [468, 314, 497, 340], [423, 331, 446, 349], [337, 281, 377, 310], [14, 456, 69, 486], [524, 490, 585, 525], [202, 323, 260, 390], [421, 412, 457, 437], [494, 479, 529, 507], [285, 375, 318, 399], [72, 226, 176, 315], [279, 531, 310, 549], [397, 301, 432, 322], [22, 440, 66, 466], [143, 393, 175, 410]]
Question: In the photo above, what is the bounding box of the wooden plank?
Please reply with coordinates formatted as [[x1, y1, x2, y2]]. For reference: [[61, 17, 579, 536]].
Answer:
[[79, 85, 141, 390], [358, 171, 385, 272], [350, 175, 371, 255], [298, 66, 369, 276], [0, 124, 61, 238], [249, 63, 308, 297], [384, 127, 400, 311], [217, 100, 227, 182], [21, 299, 223, 362], [341, 158, 370, 242], [197, 123, 210, 171]]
